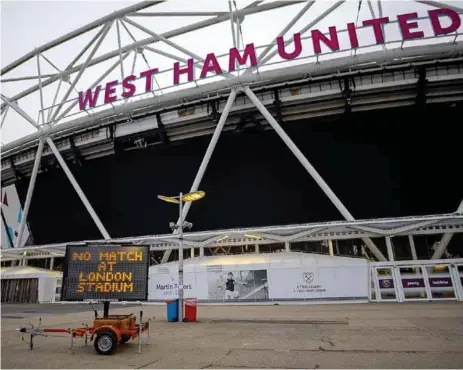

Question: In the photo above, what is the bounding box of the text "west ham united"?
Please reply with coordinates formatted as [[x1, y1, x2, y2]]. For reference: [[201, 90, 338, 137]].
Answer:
[[78, 8, 462, 111]]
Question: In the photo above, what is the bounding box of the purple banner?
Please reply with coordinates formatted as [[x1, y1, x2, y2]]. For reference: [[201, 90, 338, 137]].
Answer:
[[402, 278, 425, 288], [429, 277, 453, 287], [379, 277, 455, 289], [379, 279, 394, 289]]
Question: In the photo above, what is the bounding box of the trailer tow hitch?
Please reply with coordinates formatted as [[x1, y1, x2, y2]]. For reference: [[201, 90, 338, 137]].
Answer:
[[16, 318, 46, 350]]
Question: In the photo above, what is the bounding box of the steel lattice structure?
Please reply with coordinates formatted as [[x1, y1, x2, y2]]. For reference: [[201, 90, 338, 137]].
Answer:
[[1, 0, 462, 264]]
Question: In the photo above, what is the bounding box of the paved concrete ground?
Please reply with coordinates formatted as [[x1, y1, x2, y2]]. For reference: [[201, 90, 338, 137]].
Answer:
[[1, 303, 140, 318], [2, 302, 463, 369]]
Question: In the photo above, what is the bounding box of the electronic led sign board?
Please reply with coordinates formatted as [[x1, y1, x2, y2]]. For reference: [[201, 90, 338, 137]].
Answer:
[[61, 244, 149, 302]]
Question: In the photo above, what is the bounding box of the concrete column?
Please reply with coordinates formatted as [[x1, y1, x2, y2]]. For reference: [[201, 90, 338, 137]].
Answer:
[[255, 245, 259, 254], [50, 257, 55, 270], [199, 247, 204, 257], [408, 235, 418, 260], [190, 248, 195, 258], [285, 241, 290, 252]]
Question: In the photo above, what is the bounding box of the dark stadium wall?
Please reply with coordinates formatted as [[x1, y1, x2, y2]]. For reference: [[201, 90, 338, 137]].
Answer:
[[16, 103, 463, 248]]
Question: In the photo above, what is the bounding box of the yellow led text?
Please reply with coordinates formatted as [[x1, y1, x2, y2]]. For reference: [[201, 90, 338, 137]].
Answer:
[[73, 249, 144, 294]]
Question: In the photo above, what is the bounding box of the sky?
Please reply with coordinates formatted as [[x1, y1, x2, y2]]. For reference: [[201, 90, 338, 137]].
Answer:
[[1, 0, 462, 145]]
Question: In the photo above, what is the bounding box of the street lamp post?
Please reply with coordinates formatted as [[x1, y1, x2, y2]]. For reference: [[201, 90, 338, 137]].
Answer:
[[158, 190, 205, 322], [178, 192, 184, 322]]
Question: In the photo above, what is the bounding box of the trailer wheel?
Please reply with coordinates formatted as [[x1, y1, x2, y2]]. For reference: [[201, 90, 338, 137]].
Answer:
[[121, 335, 131, 344], [94, 330, 117, 355]]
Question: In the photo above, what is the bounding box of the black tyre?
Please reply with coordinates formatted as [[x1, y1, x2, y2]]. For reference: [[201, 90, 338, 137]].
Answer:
[[94, 330, 117, 355], [120, 335, 131, 344]]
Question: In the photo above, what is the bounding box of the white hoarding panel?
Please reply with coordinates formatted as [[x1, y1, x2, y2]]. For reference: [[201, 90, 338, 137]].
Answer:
[[148, 256, 369, 302], [268, 266, 368, 300]]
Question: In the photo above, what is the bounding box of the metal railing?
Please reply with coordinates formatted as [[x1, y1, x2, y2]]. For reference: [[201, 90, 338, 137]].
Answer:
[[370, 259, 463, 302]]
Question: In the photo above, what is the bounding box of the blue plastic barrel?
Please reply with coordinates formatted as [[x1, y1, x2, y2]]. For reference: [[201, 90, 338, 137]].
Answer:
[[166, 299, 179, 322]]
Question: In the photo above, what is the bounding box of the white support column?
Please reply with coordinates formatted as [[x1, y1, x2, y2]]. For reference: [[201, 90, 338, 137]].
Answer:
[[200, 247, 204, 257], [285, 241, 290, 252], [3, 92, 109, 242], [432, 199, 463, 259], [16, 138, 44, 248], [255, 245, 260, 254], [190, 248, 194, 258], [408, 235, 418, 260], [432, 233, 455, 260], [385, 237, 395, 261], [46, 137, 110, 239], [50, 257, 55, 270], [161, 89, 237, 263], [243, 86, 387, 262]]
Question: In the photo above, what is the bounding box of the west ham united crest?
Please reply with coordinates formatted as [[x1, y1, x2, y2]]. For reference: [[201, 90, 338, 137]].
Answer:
[[303, 272, 314, 284]]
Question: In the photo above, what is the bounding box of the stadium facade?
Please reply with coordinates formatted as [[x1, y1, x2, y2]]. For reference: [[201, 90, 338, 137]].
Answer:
[[1, 1, 462, 303]]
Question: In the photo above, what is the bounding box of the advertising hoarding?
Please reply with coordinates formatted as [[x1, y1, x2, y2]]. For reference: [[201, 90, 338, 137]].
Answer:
[[149, 264, 368, 301]]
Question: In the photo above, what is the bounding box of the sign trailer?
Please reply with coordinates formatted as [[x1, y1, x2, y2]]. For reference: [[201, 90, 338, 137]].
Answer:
[[16, 244, 152, 356]]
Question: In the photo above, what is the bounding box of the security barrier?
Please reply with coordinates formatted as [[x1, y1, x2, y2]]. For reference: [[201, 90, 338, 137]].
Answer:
[[370, 259, 463, 303]]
